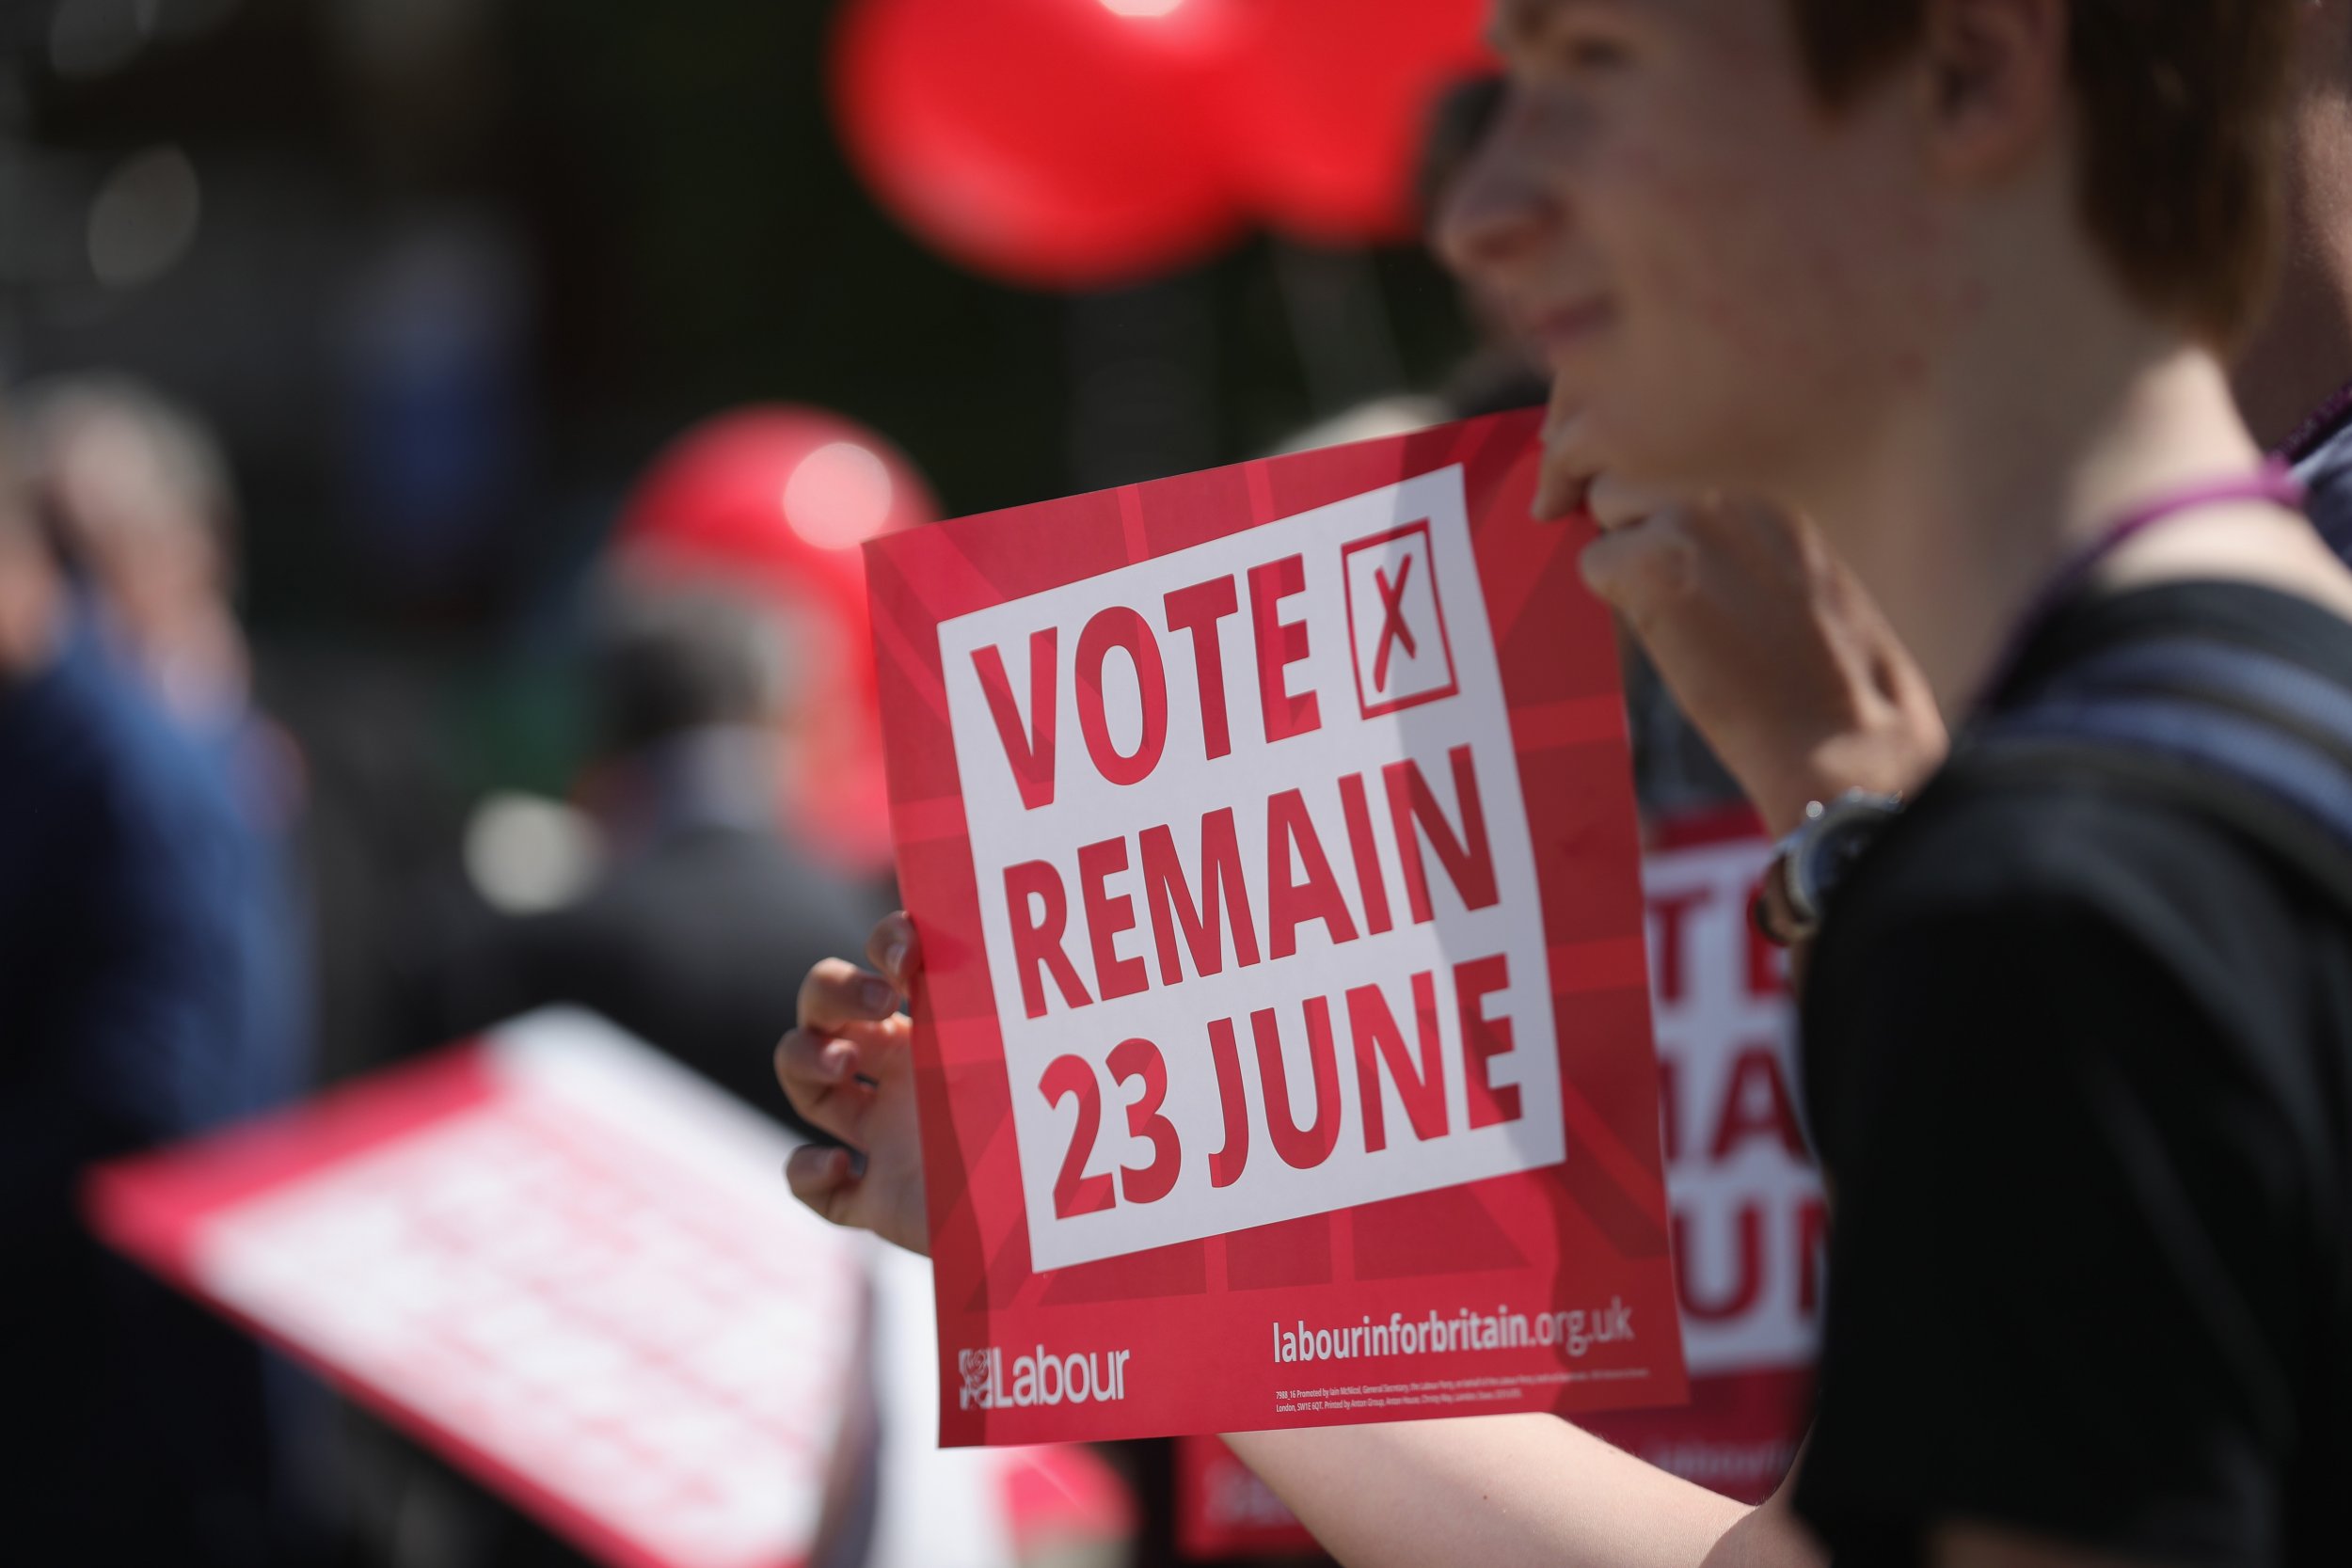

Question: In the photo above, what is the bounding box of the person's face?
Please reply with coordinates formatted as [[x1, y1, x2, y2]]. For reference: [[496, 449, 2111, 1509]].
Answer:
[[1441, 0, 1950, 498], [47, 413, 221, 633]]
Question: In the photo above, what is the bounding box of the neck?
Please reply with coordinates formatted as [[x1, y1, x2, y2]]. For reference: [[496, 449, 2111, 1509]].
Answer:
[[1796, 315, 2258, 717], [2234, 77, 2352, 449]]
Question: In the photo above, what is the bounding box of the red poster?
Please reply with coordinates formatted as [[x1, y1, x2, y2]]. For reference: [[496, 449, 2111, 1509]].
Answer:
[[865, 410, 1686, 1446], [1578, 813, 1822, 1501], [1173, 1435, 1326, 1561], [84, 1011, 871, 1568]]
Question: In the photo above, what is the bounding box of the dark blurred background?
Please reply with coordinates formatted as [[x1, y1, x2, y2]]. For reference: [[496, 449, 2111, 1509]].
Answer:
[[1, 3, 1532, 1565], [2, 0, 1473, 766]]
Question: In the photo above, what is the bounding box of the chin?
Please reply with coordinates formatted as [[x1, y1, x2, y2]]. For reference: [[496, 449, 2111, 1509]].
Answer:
[[1634, 383, 1815, 495], [1566, 407, 1718, 495]]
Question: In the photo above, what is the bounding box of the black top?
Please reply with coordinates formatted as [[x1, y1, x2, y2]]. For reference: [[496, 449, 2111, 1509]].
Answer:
[[1793, 583, 2352, 1567]]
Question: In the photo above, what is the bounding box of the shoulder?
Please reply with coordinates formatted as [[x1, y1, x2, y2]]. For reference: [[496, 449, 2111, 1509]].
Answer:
[[2296, 412, 2352, 562], [1829, 766, 2302, 977], [1818, 580, 2352, 1041], [1805, 760, 2339, 1164], [7, 647, 158, 831], [40, 648, 246, 896], [1795, 772, 2344, 1568]]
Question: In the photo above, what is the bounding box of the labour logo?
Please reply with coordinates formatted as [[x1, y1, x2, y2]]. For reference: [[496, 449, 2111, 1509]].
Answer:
[[956, 1344, 1132, 1409], [959, 1348, 999, 1410], [1342, 520, 1459, 719]]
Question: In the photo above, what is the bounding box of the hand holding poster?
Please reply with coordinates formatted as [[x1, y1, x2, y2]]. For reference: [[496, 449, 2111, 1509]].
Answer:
[[866, 410, 1687, 1444]]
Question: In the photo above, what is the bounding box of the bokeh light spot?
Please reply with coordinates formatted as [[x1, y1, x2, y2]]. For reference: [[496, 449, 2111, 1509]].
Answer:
[[87, 146, 201, 289], [783, 441, 895, 550], [463, 794, 604, 915]]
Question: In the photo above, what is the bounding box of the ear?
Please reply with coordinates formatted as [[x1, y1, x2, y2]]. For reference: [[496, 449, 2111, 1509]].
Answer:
[[1916, 0, 2069, 183]]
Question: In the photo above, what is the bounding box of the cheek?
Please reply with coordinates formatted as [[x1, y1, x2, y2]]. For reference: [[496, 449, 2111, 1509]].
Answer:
[[1575, 148, 1935, 483], [1629, 138, 1945, 406], [1642, 164, 1848, 361]]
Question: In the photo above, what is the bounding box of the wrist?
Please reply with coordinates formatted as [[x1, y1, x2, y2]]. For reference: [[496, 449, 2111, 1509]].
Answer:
[[1756, 728, 1945, 836], [1755, 768, 1882, 838], [1753, 789, 1905, 945]]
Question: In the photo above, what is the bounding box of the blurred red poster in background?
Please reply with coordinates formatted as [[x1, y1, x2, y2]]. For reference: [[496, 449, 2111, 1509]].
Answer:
[[1174, 1437, 1321, 1561], [865, 410, 1688, 1446], [1576, 815, 1820, 1500]]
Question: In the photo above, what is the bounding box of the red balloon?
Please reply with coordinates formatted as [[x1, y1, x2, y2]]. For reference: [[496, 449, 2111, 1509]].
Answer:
[[1216, 0, 1496, 243], [612, 406, 937, 875], [832, 0, 1245, 289]]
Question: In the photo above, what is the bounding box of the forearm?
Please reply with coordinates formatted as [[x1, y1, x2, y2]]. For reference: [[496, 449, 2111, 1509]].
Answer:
[[1225, 1415, 1803, 1568]]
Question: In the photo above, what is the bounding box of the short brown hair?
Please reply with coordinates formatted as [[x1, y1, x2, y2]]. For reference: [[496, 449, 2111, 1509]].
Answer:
[[1786, 0, 2296, 345]]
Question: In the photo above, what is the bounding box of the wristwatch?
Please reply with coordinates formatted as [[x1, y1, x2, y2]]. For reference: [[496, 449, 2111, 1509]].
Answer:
[[1751, 790, 1904, 946]]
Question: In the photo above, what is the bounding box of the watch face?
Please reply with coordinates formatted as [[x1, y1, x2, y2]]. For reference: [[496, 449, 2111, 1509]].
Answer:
[[1795, 801, 1899, 916]]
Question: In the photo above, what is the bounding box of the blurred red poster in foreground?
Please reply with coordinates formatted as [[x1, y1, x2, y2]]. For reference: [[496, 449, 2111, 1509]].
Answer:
[[865, 409, 1686, 1446], [86, 1011, 870, 1568]]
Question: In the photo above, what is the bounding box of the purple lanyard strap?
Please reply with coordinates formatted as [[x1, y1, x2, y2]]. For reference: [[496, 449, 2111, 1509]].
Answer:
[[2280, 379, 2352, 466], [1978, 460, 2309, 710]]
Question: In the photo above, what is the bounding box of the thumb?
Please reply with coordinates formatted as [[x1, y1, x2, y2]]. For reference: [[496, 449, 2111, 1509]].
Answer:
[[1534, 398, 1605, 522]]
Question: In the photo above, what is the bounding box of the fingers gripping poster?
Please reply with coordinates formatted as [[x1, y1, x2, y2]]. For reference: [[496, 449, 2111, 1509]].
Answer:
[[866, 410, 1687, 1444]]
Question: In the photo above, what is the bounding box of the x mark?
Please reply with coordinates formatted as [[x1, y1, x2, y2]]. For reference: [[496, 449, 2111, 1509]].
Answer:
[[1373, 555, 1417, 693]]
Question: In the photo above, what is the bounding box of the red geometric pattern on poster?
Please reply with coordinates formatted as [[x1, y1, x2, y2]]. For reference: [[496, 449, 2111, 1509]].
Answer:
[[865, 410, 1687, 1445]]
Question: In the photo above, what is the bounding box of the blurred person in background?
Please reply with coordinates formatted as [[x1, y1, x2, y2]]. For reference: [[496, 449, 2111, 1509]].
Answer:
[[23, 376, 252, 736], [20, 372, 315, 1131], [0, 404, 310, 1561], [406, 580, 882, 1127]]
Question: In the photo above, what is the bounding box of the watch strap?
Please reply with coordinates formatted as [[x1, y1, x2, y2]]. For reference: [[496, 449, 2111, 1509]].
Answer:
[[1747, 790, 1904, 948], [1751, 848, 1817, 948]]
